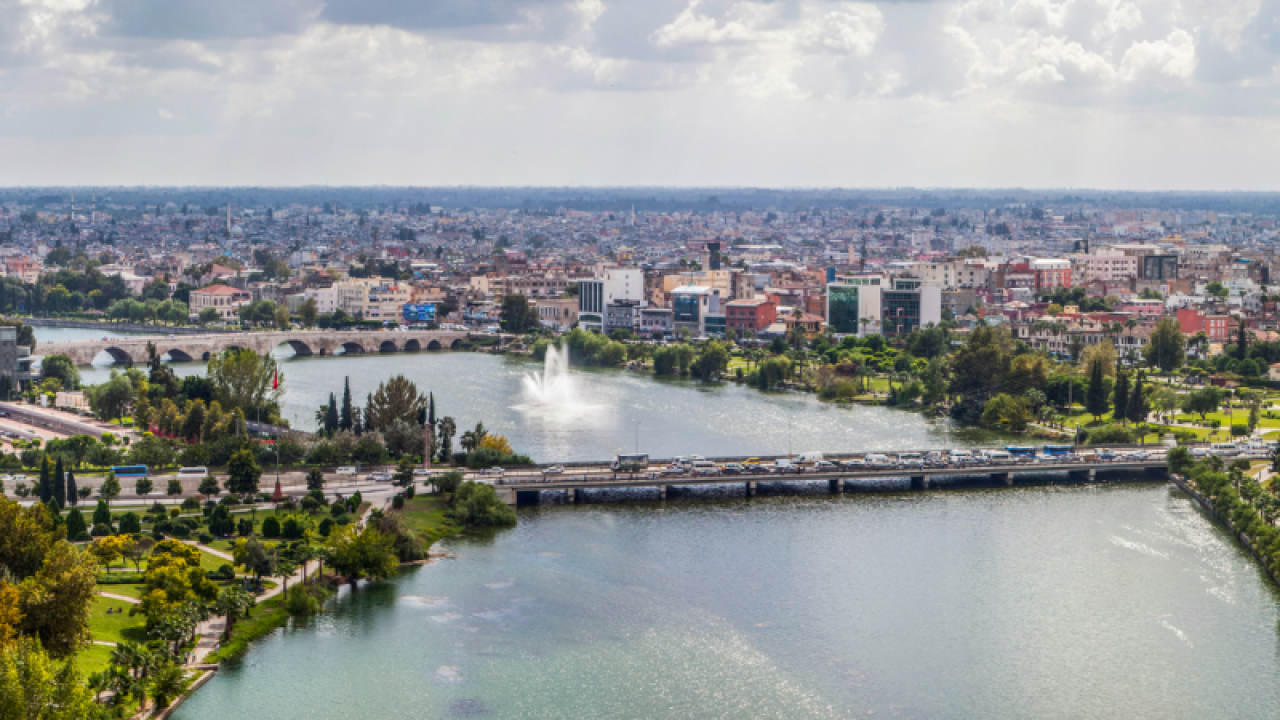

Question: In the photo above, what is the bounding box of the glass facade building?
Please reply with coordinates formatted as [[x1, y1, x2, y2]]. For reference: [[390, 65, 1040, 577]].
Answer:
[[827, 285, 861, 334]]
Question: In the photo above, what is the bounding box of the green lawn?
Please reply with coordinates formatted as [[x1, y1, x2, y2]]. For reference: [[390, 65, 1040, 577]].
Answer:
[[96, 581, 147, 600], [75, 643, 115, 677], [397, 495, 459, 548], [88, 596, 148, 646]]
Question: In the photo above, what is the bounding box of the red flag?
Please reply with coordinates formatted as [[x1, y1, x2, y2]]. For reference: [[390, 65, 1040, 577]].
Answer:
[[272, 367, 278, 390]]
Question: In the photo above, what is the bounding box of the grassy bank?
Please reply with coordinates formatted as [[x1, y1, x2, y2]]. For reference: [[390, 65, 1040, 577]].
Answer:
[[396, 494, 461, 549]]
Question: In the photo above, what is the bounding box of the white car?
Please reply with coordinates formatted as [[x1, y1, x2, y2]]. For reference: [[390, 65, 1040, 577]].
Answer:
[[541, 466, 565, 475], [480, 467, 504, 476], [367, 471, 392, 483]]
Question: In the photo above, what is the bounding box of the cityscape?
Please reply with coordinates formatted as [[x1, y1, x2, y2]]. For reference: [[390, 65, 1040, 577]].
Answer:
[[3, 0, 1280, 717]]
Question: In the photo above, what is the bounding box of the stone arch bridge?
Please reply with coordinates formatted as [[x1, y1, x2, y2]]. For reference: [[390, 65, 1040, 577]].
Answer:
[[38, 329, 511, 366]]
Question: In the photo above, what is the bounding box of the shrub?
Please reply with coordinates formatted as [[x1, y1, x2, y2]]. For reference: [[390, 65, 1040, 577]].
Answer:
[[181, 497, 201, 511], [284, 584, 320, 616], [261, 515, 281, 538], [90, 523, 113, 537], [392, 495, 405, 510], [214, 564, 236, 580], [281, 515, 304, 540], [1231, 424, 1250, 437], [1085, 424, 1136, 444], [198, 532, 214, 544], [405, 485, 415, 500], [169, 524, 191, 539], [118, 512, 142, 535], [318, 517, 334, 537], [334, 513, 352, 526]]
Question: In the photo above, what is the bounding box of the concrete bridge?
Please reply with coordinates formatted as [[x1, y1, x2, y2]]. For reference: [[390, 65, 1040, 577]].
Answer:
[[38, 329, 509, 365], [492, 457, 1171, 505]]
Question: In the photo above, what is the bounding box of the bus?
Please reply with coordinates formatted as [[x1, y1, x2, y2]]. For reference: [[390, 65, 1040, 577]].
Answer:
[[1041, 445, 1074, 458], [1005, 446, 1036, 459], [612, 454, 649, 472], [110, 465, 148, 478]]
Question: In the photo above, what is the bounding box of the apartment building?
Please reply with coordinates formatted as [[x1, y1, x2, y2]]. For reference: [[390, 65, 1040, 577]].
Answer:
[[724, 297, 777, 334], [826, 275, 942, 337], [1070, 251, 1137, 283], [190, 284, 250, 321]]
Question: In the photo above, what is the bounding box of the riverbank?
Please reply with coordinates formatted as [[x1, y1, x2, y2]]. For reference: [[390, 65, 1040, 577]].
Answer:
[[1171, 472, 1280, 588]]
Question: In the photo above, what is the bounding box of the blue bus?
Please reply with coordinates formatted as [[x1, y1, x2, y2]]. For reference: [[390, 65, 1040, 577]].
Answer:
[[1040, 445, 1074, 458], [110, 465, 148, 478], [1005, 446, 1035, 459]]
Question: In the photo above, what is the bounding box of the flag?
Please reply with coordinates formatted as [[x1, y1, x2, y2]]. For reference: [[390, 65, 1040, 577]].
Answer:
[[272, 367, 278, 390]]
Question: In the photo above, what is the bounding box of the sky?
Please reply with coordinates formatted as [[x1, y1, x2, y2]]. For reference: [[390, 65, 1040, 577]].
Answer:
[[0, 0, 1278, 190]]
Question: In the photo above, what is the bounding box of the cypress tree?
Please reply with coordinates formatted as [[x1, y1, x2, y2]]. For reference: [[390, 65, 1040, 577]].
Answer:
[[1086, 359, 1109, 420], [1237, 319, 1249, 360], [65, 470, 77, 506], [37, 456, 51, 503], [1127, 372, 1150, 425], [325, 392, 339, 434], [66, 507, 87, 539], [1113, 372, 1130, 425], [51, 457, 65, 508], [340, 377, 353, 431], [428, 393, 435, 426], [92, 498, 111, 527]]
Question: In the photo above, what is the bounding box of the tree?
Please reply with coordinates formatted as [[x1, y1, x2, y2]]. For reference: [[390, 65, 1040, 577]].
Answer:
[[1112, 372, 1130, 424], [37, 457, 51, 504], [92, 372, 136, 424], [300, 297, 318, 329], [226, 448, 262, 495], [364, 375, 426, 432], [274, 303, 291, 330], [980, 393, 1032, 432], [1126, 372, 1150, 425], [949, 323, 1013, 422], [327, 525, 399, 585], [306, 467, 325, 491], [1086, 357, 1109, 420], [198, 307, 220, 325], [198, 474, 220, 498], [41, 354, 80, 390], [65, 507, 87, 539], [1182, 386, 1222, 420], [0, 638, 104, 718], [500, 294, 541, 334], [99, 473, 121, 507], [134, 476, 153, 496], [340, 377, 354, 432], [212, 586, 255, 640], [1144, 316, 1186, 371], [207, 348, 281, 415], [64, 471, 77, 507]]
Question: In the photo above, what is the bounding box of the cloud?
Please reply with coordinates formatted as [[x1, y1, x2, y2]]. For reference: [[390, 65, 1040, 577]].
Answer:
[[94, 0, 320, 39]]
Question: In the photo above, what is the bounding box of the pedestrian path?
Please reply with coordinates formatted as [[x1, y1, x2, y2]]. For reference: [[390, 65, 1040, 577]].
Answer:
[[97, 591, 140, 604]]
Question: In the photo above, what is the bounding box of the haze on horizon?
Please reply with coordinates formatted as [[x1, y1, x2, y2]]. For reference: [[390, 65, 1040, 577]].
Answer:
[[1, 0, 1276, 191]]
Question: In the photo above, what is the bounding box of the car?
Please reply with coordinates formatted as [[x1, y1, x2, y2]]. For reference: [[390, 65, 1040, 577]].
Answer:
[[661, 465, 686, 476], [480, 467, 504, 476], [542, 465, 565, 475], [811, 460, 837, 472], [367, 471, 392, 483], [1095, 449, 1117, 460], [721, 463, 745, 475], [336, 466, 357, 476], [412, 468, 435, 477]]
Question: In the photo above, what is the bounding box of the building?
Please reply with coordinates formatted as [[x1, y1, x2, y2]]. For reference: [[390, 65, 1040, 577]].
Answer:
[[827, 275, 942, 337], [1177, 307, 1232, 341], [401, 303, 437, 325], [1071, 251, 1137, 283], [285, 286, 337, 315], [671, 286, 726, 336], [724, 298, 777, 334], [334, 279, 410, 321], [578, 268, 644, 333], [190, 284, 251, 322], [1031, 258, 1071, 290], [0, 326, 31, 394], [533, 297, 578, 331], [1141, 255, 1179, 281], [639, 307, 673, 337]]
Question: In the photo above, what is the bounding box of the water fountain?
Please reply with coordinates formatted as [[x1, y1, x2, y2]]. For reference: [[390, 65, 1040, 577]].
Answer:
[[522, 343, 578, 406]]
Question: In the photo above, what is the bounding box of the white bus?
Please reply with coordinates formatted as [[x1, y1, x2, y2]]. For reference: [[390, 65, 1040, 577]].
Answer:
[[1209, 443, 1241, 457]]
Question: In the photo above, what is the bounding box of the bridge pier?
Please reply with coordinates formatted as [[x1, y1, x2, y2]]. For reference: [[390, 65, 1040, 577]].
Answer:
[[745, 481, 757, 498], [515, 490, 540, 506], [496, 486, 516, 506], [658, 485, 668, 501], [567, 488, 580, 504], [829, 478, 843, 494], [992, 472, 1012, 487], [910, 475, 929, 490]]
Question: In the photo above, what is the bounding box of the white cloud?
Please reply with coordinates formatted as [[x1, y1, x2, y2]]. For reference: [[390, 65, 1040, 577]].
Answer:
[[1120, 28, 1197, 81]]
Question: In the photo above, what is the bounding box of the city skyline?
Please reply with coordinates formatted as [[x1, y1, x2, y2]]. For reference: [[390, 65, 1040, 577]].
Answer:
[[1, 0, 1276, 190]]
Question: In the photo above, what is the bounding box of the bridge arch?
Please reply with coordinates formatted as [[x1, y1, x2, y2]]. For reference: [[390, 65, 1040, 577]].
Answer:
[[92, 347, 134, 365], [378, 340, 398, 353], [426, 339, 442, 351], [273, 340, 314, 358], [163, 348, 195, 363], [450, 338, 464, 349], [404, 339, 421, 352], [340, 342, 366, 355]]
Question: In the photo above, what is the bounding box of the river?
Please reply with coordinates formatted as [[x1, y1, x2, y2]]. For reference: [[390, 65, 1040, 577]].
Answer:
[[171, 484, 1280, 719], [36, 327, 1012, 463], [34, 329, 1280, 717]]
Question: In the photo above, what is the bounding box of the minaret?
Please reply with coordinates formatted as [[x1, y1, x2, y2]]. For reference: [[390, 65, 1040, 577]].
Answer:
[[227, 203, 232, 234]]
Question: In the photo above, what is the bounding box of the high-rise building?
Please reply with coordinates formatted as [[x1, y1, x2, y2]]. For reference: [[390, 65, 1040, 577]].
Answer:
[[826, 275, 941, 337]]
